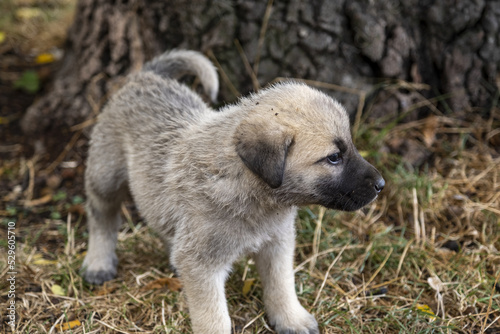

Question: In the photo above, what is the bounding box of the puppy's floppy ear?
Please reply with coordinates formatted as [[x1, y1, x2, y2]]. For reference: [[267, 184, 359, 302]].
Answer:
[[235, 119, 293, 188]]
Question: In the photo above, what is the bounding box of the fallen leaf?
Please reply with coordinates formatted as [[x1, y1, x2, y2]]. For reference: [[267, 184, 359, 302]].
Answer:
[[142, 277, 182, 292], [68, 204, 85, 215], [31, 254, 57, 265], [416, 304, 436, 321], [32, 258, 58, 265], [51, 284, 66, 296], [46, 174, 62, 189], [95, 284, 118, 296], [422, 115, 438, 147], [15, 7, 43, 20], [35, 53, 55, 64], [55, 320, 81, 331], [428, 275, 444, 293], [242, 278, 255, 297], [0, 32, 5, 44]]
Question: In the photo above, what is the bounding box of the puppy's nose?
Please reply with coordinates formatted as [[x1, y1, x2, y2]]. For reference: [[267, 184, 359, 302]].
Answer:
[[374, 177, 385, 193]]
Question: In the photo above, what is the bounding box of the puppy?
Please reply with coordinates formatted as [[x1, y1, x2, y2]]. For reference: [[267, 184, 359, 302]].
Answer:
[[81, 50, 385, 334]]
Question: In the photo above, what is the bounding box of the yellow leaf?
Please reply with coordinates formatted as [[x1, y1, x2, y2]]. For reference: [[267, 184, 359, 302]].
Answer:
[[31, 253, 57, 265], [0, 32, 5, 44], [15, 7, 43, 20], [358, 150, 369, 158], [51, 284, 66, 296], [36, 53, 55, 64], [416, 304, 436, 321], [55, 320, 81, 331], [76, 251, 87, 259], [242, 278, 255, 297], [32, 258, 58, 265]]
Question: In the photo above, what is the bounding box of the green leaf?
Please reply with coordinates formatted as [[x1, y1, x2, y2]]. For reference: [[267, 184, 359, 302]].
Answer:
[[14, 70, 40, 93], [6, 206, 17, 216], [52, 190, 67, 201], [50, 211, 62, 220], [50, 284, 66, 296], [71, 195, 84, 204]]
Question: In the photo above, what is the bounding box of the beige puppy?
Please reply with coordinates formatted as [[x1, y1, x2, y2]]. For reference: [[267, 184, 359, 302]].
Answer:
[[81, 50, 384, 334]]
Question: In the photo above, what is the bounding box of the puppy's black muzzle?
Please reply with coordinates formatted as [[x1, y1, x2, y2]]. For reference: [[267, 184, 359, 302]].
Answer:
[[317, 156, 385, 212]]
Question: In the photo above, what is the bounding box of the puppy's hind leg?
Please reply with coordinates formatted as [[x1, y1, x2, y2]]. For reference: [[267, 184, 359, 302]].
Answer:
[[81, 137, 128, 285]]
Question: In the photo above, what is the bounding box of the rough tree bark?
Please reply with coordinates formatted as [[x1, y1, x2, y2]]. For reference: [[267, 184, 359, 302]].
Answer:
[[21, 0, 500, 137]]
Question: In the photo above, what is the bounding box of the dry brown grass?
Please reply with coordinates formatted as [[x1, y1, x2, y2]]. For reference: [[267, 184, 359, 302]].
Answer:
[[0, 0, 75, 55]]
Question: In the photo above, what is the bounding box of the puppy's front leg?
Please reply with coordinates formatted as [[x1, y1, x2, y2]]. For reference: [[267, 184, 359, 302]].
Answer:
[[177, 262, 232, 334], [254, 228, 319, 334]]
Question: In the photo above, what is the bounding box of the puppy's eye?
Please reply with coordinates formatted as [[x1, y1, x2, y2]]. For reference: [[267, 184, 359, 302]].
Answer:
[[326, 153, 343, 165]]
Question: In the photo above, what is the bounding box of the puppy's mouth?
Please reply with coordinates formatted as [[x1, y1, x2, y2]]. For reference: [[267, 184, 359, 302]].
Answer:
[[322, 191, 379, 212]]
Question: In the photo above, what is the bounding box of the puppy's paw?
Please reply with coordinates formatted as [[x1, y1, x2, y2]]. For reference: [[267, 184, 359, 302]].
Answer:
[[82, 268, 117, 285], [271, 307, 319, 334], [80, 253, 118, 285]]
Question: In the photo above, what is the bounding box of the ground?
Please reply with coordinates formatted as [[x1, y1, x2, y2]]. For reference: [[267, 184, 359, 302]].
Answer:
[[1, 1, 500, 333]]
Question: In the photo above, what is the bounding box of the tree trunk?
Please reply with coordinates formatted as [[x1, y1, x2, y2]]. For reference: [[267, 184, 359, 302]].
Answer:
[[21, 0, 500, 137]]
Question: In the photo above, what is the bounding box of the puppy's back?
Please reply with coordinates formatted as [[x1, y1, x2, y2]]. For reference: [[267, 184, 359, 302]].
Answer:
[[97, 50, 219, 140]]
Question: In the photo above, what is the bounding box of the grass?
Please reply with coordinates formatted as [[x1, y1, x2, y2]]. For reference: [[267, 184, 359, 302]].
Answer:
[[1, 0, 499, 332], [0, 0, 75, 54]]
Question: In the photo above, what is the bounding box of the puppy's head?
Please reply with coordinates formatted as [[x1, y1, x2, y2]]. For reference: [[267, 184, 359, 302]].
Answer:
[[234, 83, 384, 211]]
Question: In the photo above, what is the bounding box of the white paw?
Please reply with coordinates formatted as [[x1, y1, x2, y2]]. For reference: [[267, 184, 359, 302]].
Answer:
[[80, 252, 118, 285], [270, 305, 319, 334]]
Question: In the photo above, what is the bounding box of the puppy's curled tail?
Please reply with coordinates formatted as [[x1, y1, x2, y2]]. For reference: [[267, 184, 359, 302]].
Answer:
[[142, 50, 219, 103]]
